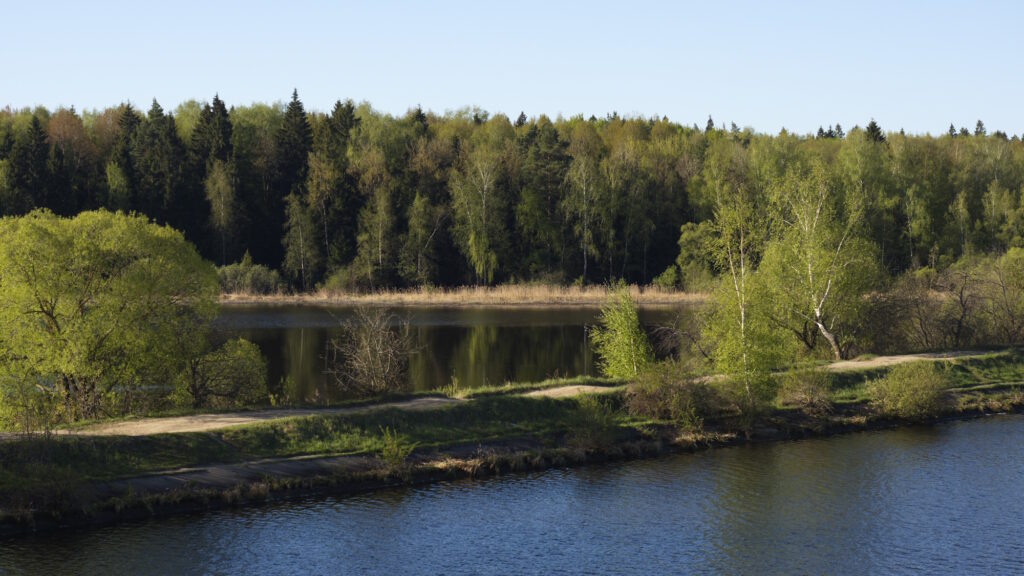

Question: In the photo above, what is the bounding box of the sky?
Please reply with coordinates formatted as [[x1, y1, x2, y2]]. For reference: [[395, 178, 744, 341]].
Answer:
[[3, 0, 1022, 135]]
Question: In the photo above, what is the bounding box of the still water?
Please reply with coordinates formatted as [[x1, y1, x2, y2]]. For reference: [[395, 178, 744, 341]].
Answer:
[[212, 305, 679, 403], [3, 415, 1023, 575]]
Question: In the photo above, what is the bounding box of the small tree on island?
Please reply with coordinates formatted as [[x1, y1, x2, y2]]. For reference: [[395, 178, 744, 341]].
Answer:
[[591, 285, 653, 379]]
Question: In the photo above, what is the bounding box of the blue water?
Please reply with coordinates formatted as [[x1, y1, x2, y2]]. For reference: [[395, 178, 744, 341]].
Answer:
[[3, 415, 1023, 575]]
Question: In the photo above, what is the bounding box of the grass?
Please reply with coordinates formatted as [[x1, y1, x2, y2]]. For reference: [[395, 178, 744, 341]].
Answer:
[[0, 394, 637, 501], [220, 283, 707, 307]]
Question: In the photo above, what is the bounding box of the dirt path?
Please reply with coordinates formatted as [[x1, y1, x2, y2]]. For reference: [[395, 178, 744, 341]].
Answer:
[[525, 385, 619, 398], [66, 350, 991, 437], [73, 396, 463, 436], [826, 350, 985, 372]]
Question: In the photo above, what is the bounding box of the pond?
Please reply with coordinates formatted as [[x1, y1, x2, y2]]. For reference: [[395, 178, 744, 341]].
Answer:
[[211, 304, 682, 403], [3, 415, 1022, 575]]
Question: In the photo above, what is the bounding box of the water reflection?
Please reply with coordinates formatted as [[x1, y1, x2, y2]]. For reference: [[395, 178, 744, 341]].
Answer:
[[214, 305, 671, 403]]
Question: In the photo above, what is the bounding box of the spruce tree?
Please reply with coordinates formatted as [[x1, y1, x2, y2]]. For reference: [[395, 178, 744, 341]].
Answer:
[[9, 115, 49, 210], [865, 119, 885, 143], [276, 90, 313, 196]]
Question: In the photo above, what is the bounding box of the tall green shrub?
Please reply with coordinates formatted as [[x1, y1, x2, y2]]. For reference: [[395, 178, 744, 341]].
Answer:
[[590, 287, 653, 379]]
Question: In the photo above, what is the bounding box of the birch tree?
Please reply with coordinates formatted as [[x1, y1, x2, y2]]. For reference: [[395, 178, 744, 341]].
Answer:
[[760, 162, 881, 360], [563, 122, 603, 284], [449, 117, 513, 284], [701, 139, 782, 413], [204, 159, 235, 265]]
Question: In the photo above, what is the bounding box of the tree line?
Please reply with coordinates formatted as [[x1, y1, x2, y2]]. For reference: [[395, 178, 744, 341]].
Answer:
[[2, 93, 1024, 292]]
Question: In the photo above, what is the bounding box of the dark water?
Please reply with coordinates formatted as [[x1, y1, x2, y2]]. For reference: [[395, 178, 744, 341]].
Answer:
[[4, 416, 1024, 575], [212, 305, 679, 403]]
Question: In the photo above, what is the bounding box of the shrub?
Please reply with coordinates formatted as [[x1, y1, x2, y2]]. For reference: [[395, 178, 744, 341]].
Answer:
[[718, 374, 778, 433], [566, 394, 618, 450], [378, 426, 417, 475], [217, 252, 284, 295], [627, 361, 724, 433], [652, 266, 679, 290], [590, 286, 654, 379], [869, 362, 950, 420], [326, 307, 415, 397], [173, 338, 268, 409], [777, 369, 833, 417]]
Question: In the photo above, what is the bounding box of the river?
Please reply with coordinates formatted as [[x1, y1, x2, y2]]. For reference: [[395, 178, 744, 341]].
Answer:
[[212, 304, 681, 403], [3, 415, 1023, 575]]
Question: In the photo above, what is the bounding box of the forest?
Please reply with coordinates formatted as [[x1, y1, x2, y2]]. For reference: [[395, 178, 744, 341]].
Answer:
[[4, 92, 1024, 293]]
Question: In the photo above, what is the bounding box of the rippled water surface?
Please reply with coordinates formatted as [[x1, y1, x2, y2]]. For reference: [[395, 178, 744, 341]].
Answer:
[[4, 416, 1024, 575]]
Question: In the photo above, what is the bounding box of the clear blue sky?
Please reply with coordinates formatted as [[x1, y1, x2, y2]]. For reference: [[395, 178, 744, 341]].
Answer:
[[3, 0, 1021, 135]]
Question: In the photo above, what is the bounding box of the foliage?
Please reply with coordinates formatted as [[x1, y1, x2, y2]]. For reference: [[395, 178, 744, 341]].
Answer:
[[777, 369, 833, 417], [760, 161, 882, 359], [174, 338, 268, 409], [590, 286, 653, 379], [869, 362, 950, 420], [378, 425, 417, 473], [217, 252, 284, 294], [326, 307, 415, 397], [0, 210, 218, 421], [566, 394, 618, 450], [626, 361, 725, 432]]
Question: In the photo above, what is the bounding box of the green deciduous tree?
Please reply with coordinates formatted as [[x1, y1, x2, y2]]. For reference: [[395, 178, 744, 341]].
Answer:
[[205, 158, 236, 265], [282, 192, 321, 291], [0, 210, 218, 421], [760, 162, 882, 359], [449, 117, 513, 284], [590, 286, 653, 379]]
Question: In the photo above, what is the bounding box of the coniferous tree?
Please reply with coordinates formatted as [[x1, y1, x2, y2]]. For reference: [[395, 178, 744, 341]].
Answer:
[[9, 115, 49, 211], [277, 90, 313, 196], [975, 120, 987, 137], [131, 100, 186, 224], [865, 119, 886, 143], [271, 91, 314, 268]]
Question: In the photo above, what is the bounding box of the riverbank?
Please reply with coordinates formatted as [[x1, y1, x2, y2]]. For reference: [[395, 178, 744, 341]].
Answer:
[[219, 284, 707, 307], [2, 361, 1023, 537]]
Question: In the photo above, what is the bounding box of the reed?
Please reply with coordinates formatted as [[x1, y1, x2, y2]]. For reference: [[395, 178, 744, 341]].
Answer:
[[220, 284, 708, 307]]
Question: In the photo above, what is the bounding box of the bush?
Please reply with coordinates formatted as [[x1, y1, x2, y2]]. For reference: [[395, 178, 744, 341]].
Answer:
[[590, 286, 654, 379], [718, 374, 778, 433], [217, 252, 284, 295], [869, 362, 950, 420], [0, 370, 62, 434], [326, 307, 415, 397], [652, 266, 679, 290], [173, 338, 268, 409], [777, 369, 833, 417], [627, 361, 724, 433], [566, 394, 618, 450], [378, 426, 417, 475]]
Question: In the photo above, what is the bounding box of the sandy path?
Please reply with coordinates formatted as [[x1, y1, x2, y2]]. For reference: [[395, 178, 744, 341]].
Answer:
[[525, 385, 619, 398], [74, 396, 463, 436], [63, 350, 991, 437], [826, 350, 985, 372]]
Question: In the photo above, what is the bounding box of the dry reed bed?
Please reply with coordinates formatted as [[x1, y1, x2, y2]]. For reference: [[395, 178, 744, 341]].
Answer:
[[220, 285, 707, 307]]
